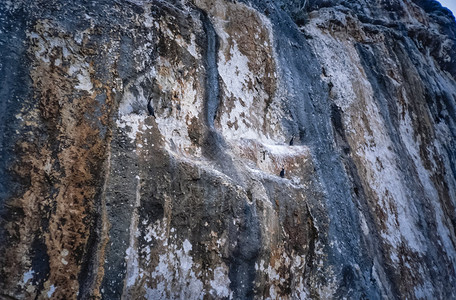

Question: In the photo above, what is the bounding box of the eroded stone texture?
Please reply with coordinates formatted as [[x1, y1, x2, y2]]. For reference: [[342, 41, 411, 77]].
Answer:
[[1, 0, 456, 299]]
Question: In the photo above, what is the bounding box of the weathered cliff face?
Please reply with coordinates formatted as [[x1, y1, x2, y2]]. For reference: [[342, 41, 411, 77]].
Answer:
[[1, 0, 456, 298]]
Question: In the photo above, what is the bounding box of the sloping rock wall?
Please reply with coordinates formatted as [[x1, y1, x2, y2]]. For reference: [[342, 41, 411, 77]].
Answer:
[[1, 0, 456, 298]]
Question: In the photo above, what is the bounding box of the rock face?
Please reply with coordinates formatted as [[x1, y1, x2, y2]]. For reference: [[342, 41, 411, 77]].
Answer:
[[1, 0, 456, 298]]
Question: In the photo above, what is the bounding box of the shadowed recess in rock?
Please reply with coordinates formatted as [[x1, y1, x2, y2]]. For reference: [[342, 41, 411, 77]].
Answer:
[[200, 10, 221, 129]]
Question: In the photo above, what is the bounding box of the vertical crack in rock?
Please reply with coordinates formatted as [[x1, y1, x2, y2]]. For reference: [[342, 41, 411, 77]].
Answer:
[[101, 130, 140, 299], [200, 11, 220, 129], [0, 4, 30, 247], [228, 201, 261, 299], [77, 151, 112, 300], [122, 175, 142, 298], [198, 8, 241, 179], [329, 103, 398, 298]]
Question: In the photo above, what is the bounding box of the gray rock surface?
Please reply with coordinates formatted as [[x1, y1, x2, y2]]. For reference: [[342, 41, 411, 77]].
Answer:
[[1, 0, 456, 298]]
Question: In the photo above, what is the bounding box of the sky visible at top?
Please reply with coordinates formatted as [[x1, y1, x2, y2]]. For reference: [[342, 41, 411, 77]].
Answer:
[[438, 0, 456, 16]]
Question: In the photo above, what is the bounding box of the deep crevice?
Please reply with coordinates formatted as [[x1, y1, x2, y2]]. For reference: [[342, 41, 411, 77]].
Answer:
[[200, 11, 221, 129]]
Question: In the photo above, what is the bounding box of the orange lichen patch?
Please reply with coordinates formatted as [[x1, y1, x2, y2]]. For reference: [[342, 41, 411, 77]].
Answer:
[[220, 4, 277, 99], [187, 116, 202, 145], [1, 20, 114, 299], [1, 142, 53, 298], [40, 117, 107, 299], [264, 245, 305, 297], [269, 245, 289, 271]]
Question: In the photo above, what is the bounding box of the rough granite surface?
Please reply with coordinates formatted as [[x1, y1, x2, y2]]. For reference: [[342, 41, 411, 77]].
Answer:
[[1, 0, 456, 299]]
